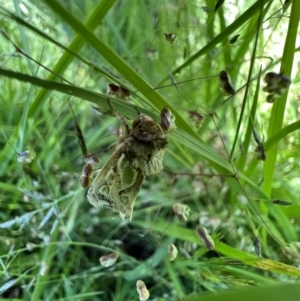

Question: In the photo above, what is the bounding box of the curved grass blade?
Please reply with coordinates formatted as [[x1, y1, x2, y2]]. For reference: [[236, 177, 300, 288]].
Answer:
[[134, 219, 300, 276], [0, 68, 269, 200], [0, 0, 117, 175], [237, 67, 262, 171], [181, 282, 300, 301], [246, 119, 300, 177], [41, 0, 197, 138], [166, 0, 272, 79], [229, 2, 264, 160]]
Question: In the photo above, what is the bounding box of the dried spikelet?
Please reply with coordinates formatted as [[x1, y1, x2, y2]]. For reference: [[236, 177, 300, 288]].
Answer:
[[85, 155, 100, 165], [80, 163, 93, 188], [168, 243, 178, 261], [107, 83, 131, 100], [188, 110, 204, 128], [136, 280, 150, 301], [164, 33, 178, 45], [99, 253, 119, 267], [263, 72, 291, 103], [160, 107, 176, 132], [173, 203, 190, 223], [196, 226, 215, 250]]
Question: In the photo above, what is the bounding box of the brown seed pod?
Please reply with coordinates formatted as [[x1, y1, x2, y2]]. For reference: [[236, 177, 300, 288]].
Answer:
[[196, 226, 215, 250], [160, 107, 176, 132], [218, 70, 235, 95], [75, 122, 88, 157], [188, 110, 204, 128], [263, 72, 281, 85], [80, 175, 92, 189], [82, 163, 93, 177], [173, 203, 190, 223], [119, 86, 131, 99], [80, 163, 93, 188], [107, 83, 130, 100], [107, 83, 120, 96], [164, 33, 178, 44], [263, 72, 291, 103], [85, 155, 100, 165]]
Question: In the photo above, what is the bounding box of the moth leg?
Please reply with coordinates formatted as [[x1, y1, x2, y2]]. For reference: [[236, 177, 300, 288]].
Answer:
[[69, 102, 100, 188], [107, 97, 131, 134]]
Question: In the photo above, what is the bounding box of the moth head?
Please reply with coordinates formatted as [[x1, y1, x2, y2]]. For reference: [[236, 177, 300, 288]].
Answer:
[[131, 114, 166, 143]]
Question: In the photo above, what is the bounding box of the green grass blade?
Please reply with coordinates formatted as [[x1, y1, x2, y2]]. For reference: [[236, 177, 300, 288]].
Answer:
[[0, 68, 270, 201], [41, 0, 196, 137], [0, 0, 116, 175], [181, 282, 300, 301], [262, 0, 300, 196], [134, 219, 300, 276], [246, 120, 300, 176], [237, 67, 261, 171], [167, 0, 272, 78], [229, 2, 263, 160]]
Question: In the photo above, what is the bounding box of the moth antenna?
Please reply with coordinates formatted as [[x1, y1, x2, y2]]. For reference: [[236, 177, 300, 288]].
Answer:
[[107, 97, 131, 134]]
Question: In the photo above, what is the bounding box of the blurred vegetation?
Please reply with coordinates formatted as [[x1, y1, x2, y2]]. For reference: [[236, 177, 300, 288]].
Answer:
[[0, 0, 300, 300]]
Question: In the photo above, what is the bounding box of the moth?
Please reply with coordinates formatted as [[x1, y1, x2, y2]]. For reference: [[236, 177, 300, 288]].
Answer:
[[86, 109, 176, 220]]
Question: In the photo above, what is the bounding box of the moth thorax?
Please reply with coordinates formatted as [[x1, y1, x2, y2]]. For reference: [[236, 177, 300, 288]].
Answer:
[[132, 114, 165, 143]]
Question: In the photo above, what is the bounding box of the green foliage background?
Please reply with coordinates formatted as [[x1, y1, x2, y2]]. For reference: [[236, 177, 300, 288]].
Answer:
[[0, 0, 300, 300]]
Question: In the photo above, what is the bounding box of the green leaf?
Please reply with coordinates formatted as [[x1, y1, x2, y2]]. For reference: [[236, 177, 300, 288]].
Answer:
[[182, 282, 300, 301]]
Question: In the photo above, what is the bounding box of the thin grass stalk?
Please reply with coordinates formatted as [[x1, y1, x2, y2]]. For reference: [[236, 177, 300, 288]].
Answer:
[[237, 68, 261, 171], [41, 0, 196, 138], [167, 0, 272, 79], [229, 2, 264, 160], [0, 0, 116, 175]]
